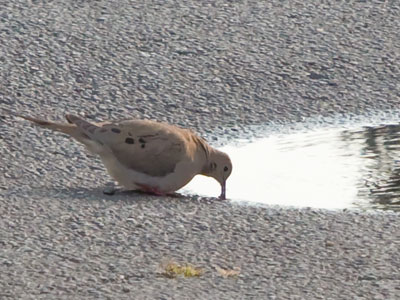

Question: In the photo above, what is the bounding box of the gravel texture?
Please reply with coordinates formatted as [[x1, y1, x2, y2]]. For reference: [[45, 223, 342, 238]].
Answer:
[[1, 0, 400, 299]]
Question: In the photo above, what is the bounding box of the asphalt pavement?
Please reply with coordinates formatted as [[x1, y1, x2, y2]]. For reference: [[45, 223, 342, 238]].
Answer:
[[1, 1, 400, 299]]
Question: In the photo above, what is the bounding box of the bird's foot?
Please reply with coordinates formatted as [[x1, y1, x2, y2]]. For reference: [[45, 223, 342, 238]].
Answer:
[[135, 183, 169, 196]]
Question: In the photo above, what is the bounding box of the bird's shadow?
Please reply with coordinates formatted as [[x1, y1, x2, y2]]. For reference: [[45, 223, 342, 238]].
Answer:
[[23, 185, 219, 205]]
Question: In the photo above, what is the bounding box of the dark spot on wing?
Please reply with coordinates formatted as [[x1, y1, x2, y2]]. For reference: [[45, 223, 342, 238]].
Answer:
[[125, 137, 134, 144], [111, 128, 121, 134], [141, 144, 145, 148], [138, 138, 145, 143]]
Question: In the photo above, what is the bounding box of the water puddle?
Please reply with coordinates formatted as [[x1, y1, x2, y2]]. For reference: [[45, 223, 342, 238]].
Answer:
[[183, 122, 400, 211]]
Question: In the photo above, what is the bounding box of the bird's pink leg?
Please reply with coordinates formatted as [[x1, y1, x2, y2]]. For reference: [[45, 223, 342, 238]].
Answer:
[[135, 183, 166, 196]]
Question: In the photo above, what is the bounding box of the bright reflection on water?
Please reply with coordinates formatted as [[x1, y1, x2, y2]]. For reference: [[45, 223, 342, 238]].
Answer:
[[183, 124, 400, 211]]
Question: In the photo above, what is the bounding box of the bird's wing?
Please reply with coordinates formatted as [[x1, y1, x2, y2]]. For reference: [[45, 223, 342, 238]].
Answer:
[[67, 115, 192, 177]]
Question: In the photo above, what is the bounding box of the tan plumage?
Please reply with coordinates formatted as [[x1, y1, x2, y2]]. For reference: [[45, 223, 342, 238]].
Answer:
[[18, 114, 232, 199]]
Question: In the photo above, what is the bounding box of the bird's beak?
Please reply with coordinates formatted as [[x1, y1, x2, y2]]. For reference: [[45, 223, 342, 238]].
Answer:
[[219, 180, 226, 200]]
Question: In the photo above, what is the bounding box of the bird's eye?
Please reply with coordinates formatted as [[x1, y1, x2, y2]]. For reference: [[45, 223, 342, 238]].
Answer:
[[224, 166, 229, 172]]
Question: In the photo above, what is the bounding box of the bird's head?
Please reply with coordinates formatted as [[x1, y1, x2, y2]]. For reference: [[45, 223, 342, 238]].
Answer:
[[202, 150, 232, 200]]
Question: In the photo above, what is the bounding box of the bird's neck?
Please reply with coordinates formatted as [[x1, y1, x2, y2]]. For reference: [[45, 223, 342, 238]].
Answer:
[[200, 148, 220, 176]]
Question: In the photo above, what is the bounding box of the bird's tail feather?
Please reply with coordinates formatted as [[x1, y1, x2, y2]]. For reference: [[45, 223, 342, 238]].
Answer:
[[17, 114, 77, 136]]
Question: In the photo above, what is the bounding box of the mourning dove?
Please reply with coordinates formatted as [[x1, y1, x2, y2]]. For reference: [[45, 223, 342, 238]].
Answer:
[[18, 114, 232, 199]]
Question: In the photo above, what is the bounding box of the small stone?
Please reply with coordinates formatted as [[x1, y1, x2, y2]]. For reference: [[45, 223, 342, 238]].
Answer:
[[103, 187, 117, 195], [325, 241, 334, 247]]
